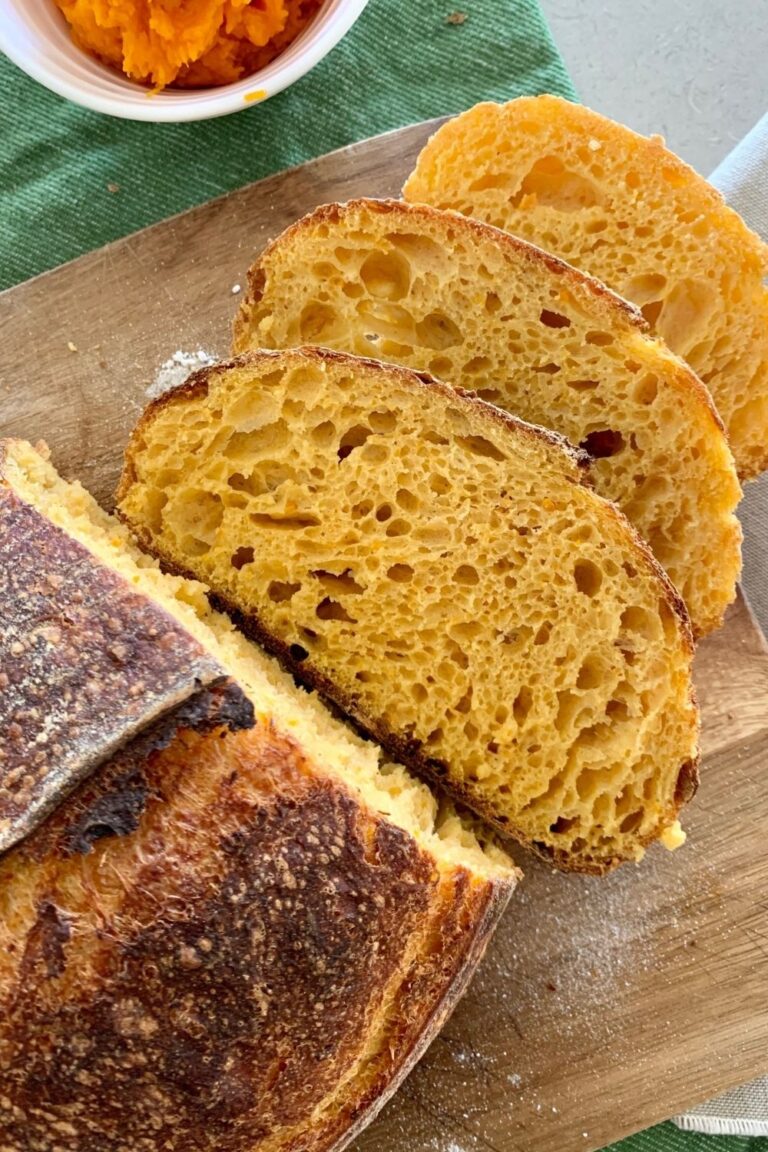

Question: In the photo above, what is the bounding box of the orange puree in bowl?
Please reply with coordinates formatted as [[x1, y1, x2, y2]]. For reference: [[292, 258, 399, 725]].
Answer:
[[52, 0, 323, 89]]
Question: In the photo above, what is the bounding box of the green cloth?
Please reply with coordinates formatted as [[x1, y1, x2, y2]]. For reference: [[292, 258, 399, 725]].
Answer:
[[0, 0, 573, 288], [1, 3, 766, 1151], [614, 1127, 766, 1152]]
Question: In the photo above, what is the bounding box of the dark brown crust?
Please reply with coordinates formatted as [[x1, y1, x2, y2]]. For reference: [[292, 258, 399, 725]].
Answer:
[[232, 197, 727, 440], [58, 679, 254, 858], [116, 348, 698, 875], [318, 872, 509, 1152], [0, 457, 252, 854], [0, 715, 515, 1151], [675, 757, 700, 807]]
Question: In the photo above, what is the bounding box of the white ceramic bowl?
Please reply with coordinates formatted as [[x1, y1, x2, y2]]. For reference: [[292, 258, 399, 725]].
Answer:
[[0, 0, 369, 122]]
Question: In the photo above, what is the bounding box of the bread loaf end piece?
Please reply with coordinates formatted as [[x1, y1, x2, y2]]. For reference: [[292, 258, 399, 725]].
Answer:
[[1, 438, 517, 1152], [0, 712, 514, 1152]]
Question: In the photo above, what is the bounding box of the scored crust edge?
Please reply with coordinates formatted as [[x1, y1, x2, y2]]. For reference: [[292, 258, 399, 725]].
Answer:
[[117, 347, 699, 875]]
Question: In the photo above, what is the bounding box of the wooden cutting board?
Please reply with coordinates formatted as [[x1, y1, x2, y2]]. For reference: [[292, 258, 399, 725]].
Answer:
[[2, 118, 768, 1152]]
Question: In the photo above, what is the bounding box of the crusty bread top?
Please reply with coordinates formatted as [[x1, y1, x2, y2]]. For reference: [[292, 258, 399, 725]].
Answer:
[[5, 436, 513, 883], [402, 95, 768, 480], [233, 197, 741, 636], [0, 438, 253, 855], [0, 708, 513, 1152], [1, 435, 517, 1151]]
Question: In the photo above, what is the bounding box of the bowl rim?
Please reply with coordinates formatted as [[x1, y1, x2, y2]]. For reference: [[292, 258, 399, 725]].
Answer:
[[0, 0, 369, 122]]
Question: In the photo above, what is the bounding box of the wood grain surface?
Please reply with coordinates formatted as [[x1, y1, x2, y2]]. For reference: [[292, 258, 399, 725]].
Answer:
[[1, 118, 767, 1152]]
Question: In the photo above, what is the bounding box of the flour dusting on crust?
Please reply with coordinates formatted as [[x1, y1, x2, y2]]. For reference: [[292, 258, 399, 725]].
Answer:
[[148, 349, 216, 400]]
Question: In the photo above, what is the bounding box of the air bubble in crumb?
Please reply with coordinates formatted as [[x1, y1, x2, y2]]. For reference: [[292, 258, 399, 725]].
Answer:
[[148, 349, 216, 400]]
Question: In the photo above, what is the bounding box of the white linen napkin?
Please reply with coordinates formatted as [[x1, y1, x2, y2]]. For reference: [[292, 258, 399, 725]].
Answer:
[[672, 110, 768, 1138]]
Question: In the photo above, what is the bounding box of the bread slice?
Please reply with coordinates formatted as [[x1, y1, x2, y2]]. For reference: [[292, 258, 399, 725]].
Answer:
[[403, 94, 768, 481], [117, 347, 699, 874], [0, 440, 255, 854], [0, 438, 516, 1152], [232, 198, 741, 637]]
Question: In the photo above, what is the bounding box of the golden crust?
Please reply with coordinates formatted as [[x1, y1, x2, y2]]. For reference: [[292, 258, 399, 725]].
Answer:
[[0, 714, 514, 1152]]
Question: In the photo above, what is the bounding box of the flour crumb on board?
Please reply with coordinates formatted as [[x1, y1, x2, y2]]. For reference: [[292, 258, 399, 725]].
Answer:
[[148, 349, 217, 400]]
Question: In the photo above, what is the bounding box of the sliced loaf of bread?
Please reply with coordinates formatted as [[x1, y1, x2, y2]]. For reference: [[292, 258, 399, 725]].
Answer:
[[403, 94, 768, 480], [1, 438, 516, 1152], [117, 347, 700, 874], [232, 197, 742, 637]]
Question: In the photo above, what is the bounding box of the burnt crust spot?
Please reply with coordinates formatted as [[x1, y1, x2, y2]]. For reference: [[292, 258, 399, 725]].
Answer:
[[62, 678, 254, 855], [6, 678, 253, 864], [18, 901, 72, 984], [64, 772, 148, 853]]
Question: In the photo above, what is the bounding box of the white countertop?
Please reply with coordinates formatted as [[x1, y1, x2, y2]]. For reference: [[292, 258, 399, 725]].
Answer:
[[541, 0, 768, 175]]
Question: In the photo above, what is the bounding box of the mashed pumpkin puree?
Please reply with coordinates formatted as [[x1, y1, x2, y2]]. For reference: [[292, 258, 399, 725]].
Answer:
[[53, 0, 323, 89]]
